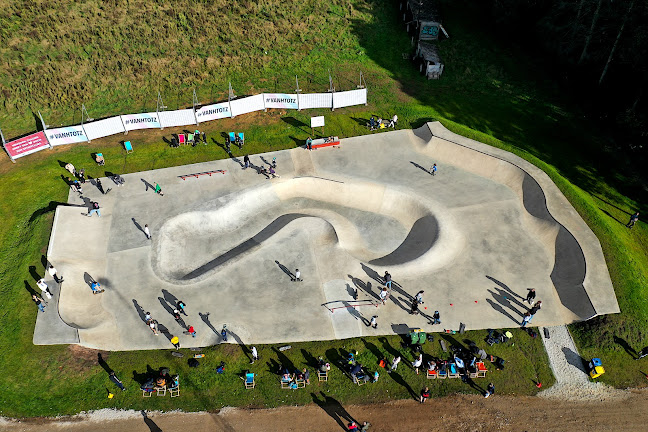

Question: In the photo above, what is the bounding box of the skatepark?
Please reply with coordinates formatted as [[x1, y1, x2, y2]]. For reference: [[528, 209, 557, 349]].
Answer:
[[34, 121, 619, 351]]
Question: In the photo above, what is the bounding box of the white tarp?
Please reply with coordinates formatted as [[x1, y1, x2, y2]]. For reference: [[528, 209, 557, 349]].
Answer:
[[230, 94, 265, 117], [298, 93, 333, 110], [264, 93, 298, 110], [121, 112, 161, 131], [333, 89, 367, 109], [83, 116, 125, 141], [46, 125, 87, 146], [159, 109, 196, 128], [195, 102, 232, 122]]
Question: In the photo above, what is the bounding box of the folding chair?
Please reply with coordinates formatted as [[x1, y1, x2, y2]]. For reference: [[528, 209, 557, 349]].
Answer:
[[469, 370, 478, 379], [437, 370, 447, 379], [476, 362, 488, 378], [124, 141, 133, 153], [228, 132, 236, 143], [426, 370, 437, 379], [169, 384, 180, 397], [155, 385, 167, 396], [142, 388, 154, 397], [245, 373, 255, 389], [354, 375, 367, 386], [178, 134, 186, 145], [318, 370, 328, 382], [447, 364, 459, 379], [295, 378, 306, 388], [281, 378, 292, 389], [187, 133, 195, 145]]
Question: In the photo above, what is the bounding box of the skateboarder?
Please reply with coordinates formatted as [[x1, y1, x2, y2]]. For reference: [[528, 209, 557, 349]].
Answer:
[[154, 183, 164, 196], [292, 269, 302, 282], [90, 281, 104, 294]]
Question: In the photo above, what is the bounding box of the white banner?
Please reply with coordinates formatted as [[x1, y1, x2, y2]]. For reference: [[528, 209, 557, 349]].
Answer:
[[298, 93, 333, 110], [121, 112, 161, 131], [83, 116, 125, 141], [196, 102, 231, 122], [46, 125, 87, 146], [333, 89, 367, 109], [311, 116, 325, 127], [264, 93, 298, 110], [230, 94, 265, 117], [159, 109, 196, 128]]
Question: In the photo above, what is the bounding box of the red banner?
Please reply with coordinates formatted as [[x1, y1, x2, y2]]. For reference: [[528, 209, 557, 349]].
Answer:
[[4, 131, 49, 159]]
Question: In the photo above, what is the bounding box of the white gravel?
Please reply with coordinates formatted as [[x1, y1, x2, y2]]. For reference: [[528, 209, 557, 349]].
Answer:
[[538, 325, 629, 402]]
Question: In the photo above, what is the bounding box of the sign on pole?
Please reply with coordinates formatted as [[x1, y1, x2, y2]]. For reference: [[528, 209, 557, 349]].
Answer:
[[310, 116, 325, 128]]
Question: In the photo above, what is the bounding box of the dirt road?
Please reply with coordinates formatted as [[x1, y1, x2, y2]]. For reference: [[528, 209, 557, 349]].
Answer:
[[2, 390, 647, 432]]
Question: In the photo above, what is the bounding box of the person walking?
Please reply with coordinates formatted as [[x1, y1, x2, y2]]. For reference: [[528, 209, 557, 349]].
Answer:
[[177, 300, 187, 315], [36, 278, 53, 299], [87, 201, 101, 217], [484, 382, 495, 398], [525, 288, 536, 305], [389, 355, 401, 372], [292, 269, 302, 282], [383, 271, 392, 289], [529, 301, 542, 320], [96, 178, 106, 194], [187, 325, 196, 338], [154, 182, 164, 196], [144, 224, 151, 240], [109, 371, 126, 391], [412, 353, 423, 374], [627, 212, 640, 228], [410, 300, 419, 315], [243, 154, 250, 169], [251, 346, 258, 363], [430, 163, 438, 176], [415, 290, 424, 305], [32, 294, 46, 312], [419, 386, 430, 403], [369, 315, 378, 329], [78, 168, 86, 184], [48, 264, 63, 283], [144, 311, 152, 323], [431, 310, 441, 325], [149, 320, 159, 336], [171, 336, 180, 350], [521, 312, 532, 327], [379, 287, 389, 305], [172, 309, 182, 323]]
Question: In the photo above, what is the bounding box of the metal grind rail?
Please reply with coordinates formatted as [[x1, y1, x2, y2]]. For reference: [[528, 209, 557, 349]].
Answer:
[[179, 170, 226, 180]]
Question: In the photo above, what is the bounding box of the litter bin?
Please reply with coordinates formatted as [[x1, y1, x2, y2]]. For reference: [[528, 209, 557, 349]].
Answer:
[[588, 358, 605, 378]]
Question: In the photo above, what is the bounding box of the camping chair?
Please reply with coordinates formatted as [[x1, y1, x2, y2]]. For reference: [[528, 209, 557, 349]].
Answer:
[[295, 378, 306, 388], [95, 153, 105, 166], [187, 133, 195, 145], [476, 362, 488, 378], [154, 385, 167, 396], [426, 369, 437, 379], [169, 384, 180, 397], [437, 369, 447, 379], [228, 132, 236, 144], [178, 134, 186, 145], [142, 388, 154, 397], [447, 364, 459, 379], [318, 370, 328, 382], [245, 373, 255, 389], [354, 374, 367, 386], [124, 141, 133, 153], [281, 377, 292, 389]]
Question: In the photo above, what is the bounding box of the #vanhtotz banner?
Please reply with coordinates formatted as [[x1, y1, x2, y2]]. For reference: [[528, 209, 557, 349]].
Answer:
[[46, 125, 88, 146], [4, 131, 49, 159], [196, 102, 232, 122], [83, 116, 126, 141], [264, 93, 298, 110], [120, 112, 162, 131]]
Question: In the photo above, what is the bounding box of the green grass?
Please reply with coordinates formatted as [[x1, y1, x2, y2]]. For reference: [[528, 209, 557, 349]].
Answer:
[[0, 0, 647, 417]]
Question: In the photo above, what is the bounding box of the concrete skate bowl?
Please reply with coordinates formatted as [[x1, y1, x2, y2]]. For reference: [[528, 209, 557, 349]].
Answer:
[[155, 177, 463, 284], [420, 122, 599, 319]]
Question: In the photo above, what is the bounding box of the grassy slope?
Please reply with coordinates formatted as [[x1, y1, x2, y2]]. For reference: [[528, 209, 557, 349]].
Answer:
[[0, 0, 645, 416]]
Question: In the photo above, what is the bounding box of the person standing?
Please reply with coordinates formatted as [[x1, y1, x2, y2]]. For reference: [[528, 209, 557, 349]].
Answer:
[[379, 287, 389, 305], [521, 312, 532, 327], [419, 386, 430, 403], [36, 278, 53, 299], [430, 163, 438, 176], [149, 320, 159, 336], [525, 288, 536, 305], [383, 271, 392, 289], [177, 300, 187, 315], [171, 336, 180, 350], [251, 346, 258, 364], [306, 137, 313, 150], [243, 154, 250, 169], [529, 301, 542, 320], [369, 315, 378, 329], [154, 182, 164, 196], [627, 212, 640, 228], [144, 311, 152, 323], [48, 265, 63, 283], [187, 325, 197, 338], [96, 178, 105, 194], [292, 269, 302, 282], [302, 368, 310, 385], [389, 355, 401, 372], [32, 294, 46, 312], [412, 353, 423, 374], [144, 224, 151, 240], [172, 309, 182, 323], [431, 310, 441, 325], [484, 382, 495, 398], [109, 371, 126, 391], [87, 201, 101, 217], [415, 290, 424, 305]]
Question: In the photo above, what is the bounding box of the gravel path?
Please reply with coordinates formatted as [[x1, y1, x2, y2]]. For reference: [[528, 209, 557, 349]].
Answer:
[[538, 325, 629, 402]]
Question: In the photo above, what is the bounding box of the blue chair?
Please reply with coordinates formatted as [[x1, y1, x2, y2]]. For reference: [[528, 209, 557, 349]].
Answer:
[[228, 132, 236, 143], [124, 141, 133, 153], [245, 373, 255, 389]]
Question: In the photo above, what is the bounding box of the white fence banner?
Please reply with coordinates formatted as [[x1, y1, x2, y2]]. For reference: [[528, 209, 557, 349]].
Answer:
[[230, 94, 265, 117], [159, 109, 196, 128], [264, 93, 298, 110], [333, 89, 367, 109], [195, 102, 231, 122], [83, 116, 125, 141], [46, 125, 87, 146], [298, 93, 333, 110], [121, 112, 161, 131]]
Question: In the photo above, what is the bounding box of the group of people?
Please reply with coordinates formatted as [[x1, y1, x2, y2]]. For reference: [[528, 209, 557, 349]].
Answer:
[[140, 367, 179, 393], [368, 115, 398, 131], [521, 289, 543, 327], [376, 272, 441, 326], [280, 366, 312, 389]]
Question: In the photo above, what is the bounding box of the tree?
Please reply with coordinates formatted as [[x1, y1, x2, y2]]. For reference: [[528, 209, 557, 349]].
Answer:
[[578, 0, 604, 64], [599, 0, 634, 85]]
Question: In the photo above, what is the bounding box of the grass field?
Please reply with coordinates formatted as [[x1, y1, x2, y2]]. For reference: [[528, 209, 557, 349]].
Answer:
[[0, 0, 647, 417]]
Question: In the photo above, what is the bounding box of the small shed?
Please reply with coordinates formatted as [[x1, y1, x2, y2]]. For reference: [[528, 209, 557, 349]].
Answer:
[[413, 41, 444, 79]]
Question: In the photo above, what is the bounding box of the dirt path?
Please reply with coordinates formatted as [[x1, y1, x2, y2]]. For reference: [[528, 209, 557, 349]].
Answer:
[[3, 391, 648, 432]]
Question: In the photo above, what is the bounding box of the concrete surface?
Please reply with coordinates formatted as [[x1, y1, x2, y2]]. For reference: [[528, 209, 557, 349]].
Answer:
[[35, 122, 619, 350]]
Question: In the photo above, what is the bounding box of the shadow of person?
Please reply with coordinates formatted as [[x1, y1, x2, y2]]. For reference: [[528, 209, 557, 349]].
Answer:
[[161, 289, 178, 305], [199, 312, 218, 334], [132, 218, 144, 234], [141, 410, 163, 432], [132, 299, 147, 322], [360, 263, 382, 284], [227, 328, 251, 360], [389, 371, 418, 399], [83, 272, 95, 287], [158, 297, 175, 315], [562, 347, 588, 373], [300, 349, 319, 368], [28, 265, 41, 282], [141, 178, 154, 192], [23, 280, 38, 296], [275, 260, 294, 279], [361, 339, 386, 363], [311, 392, 356, 430], [599, 208, 626, 226], [378, 337, 401, 359], [273, 347, 297, 373], [98, 353, 113, 374], [613, 336, 638, 358], [410, 161, 432, 175]]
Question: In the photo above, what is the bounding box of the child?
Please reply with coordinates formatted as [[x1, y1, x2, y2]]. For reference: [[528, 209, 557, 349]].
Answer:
[[154, 183, 164, 196]]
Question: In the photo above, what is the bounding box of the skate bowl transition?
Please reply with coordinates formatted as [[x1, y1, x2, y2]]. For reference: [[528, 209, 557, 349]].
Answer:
[[38, 121, 619, 350]]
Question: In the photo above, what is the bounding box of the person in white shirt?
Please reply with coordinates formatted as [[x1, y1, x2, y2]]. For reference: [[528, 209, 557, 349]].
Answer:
[[48, 265, 63, 283], [292, 269, 302, 282], [37, 278, 53, 299], [144, 224, 151, 240]]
